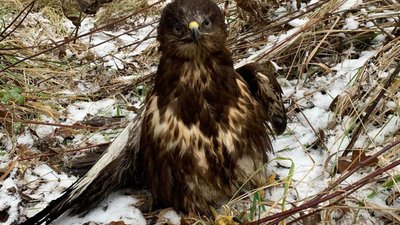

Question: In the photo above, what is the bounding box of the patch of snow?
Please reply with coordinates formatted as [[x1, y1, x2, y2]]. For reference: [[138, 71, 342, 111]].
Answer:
[[235, 27, 301, 68], [64, 17, 157, 69], [53, 192, 146, 225], [288, 18, 309, 28], [372, 34, 386, 45], [300, 107, 331, 129], [386, 101, 397, 110], [22, 165, 76, 218], [0, 169, 21, 225], [275, 6, 287, 14], [65, 98, 116, 123], [17, 130, 34, 147], [0, 133, 12, 151], [332, 50, 377, 79], [161, 209, 181, 225], [365, 21, 374, 28], [104, 55, 125, 69], [343, 16, 360, 30], [35, 116, 57, 138], [58, 89, 76, 95], [312, 91, 332, 109], [88, 132, 108, 144], [367, 115, 400, 145], [75, 80, 101, 94]]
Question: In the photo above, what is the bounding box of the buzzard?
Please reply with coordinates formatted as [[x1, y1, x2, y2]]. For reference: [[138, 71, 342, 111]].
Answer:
[[22, 0, 286, 224]]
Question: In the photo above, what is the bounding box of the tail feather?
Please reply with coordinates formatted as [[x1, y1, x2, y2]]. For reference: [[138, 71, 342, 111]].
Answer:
[[21, 111, 143, 225]]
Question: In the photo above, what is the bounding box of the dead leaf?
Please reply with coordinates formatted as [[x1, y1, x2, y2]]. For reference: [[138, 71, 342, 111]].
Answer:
[[300, 211, 322, 225], [337, 149, 379, 173]]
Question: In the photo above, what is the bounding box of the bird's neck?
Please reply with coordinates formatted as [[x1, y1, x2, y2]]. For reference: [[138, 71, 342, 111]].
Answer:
[[151, 49, 240, 134], [155, 49, 234, 93]]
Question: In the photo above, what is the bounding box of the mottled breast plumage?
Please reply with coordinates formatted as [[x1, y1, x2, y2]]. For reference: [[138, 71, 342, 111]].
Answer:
[[141, 60, 271, 213], [140, 0, 286, 215]]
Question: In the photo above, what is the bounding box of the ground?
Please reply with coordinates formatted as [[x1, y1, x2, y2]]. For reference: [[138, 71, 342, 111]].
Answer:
[[0, 0, 399, 224]]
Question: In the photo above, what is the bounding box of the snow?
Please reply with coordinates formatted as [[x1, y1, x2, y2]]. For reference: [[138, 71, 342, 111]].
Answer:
[[66, 98, 116, 123], [159, 209, 181, 225], [22, 164, 76, 218], [344, 16, 360, 30], [0, 1, 398, 225], [0, 176, 21, 225], [332, 50, 377, 79], [64, 17, 157, 70], [368, 115, 400, 144], [35, 116, 57, 138], [17, 130, 35, 147], [76, 80, 101, 94], [288, 18, 309, 28], [54, 192, 146, 225], [235, 27, 302, 68]]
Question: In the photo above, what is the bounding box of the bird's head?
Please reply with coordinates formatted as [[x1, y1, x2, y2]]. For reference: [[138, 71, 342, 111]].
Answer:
[[157, 0, 227, 60]]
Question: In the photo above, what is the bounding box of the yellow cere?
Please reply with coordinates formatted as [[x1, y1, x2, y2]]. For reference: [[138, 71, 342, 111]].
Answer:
[[188, 21, 199, 29]]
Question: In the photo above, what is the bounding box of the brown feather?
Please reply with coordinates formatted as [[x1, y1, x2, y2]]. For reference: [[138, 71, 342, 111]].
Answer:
[[141, 0, 279, 214], [236, 63, 287, 135], [21, 0, 287, 223]]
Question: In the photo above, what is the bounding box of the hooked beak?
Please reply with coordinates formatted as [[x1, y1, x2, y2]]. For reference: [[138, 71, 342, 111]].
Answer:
[[188, 21, 200, 42]]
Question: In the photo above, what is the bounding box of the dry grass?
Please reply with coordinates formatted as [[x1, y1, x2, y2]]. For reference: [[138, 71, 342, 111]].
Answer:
[[0, 0, 399, 224]]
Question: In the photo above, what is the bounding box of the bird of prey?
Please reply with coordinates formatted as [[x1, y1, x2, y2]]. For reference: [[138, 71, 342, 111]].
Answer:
[[21, 0, 286, 224]]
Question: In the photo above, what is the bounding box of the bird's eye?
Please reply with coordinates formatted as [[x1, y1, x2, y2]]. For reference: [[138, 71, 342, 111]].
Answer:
[[173, 24, 183, 36], [202, 19, 212, 28]]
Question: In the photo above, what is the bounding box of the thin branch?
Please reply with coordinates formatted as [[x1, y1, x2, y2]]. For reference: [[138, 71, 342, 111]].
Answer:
[[0, 117, 126, 131], [245, 140, 400, 225], [0, 1, 35, 42], [18, 142, 110, 161], [343, 63, 400, 156], [0, 0, 165, 73]]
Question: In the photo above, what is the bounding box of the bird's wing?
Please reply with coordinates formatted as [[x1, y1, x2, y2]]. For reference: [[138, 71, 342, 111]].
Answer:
[[236, 62, 287, 135], [21, 108, 145, 225]]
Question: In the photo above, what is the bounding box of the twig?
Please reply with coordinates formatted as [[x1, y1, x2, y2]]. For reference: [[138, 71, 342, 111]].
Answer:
[[0, 0, 166, 73], [342, 63, 400, 156], [244, 140, 400, 225], [371, 20, 396, 41], [232, 0, 330, 43], [90, 20, 158, 51], [119, 25, 157, 51], [18, 143, 110, 161], [285, 157, 400, 225], [0, 1, 35, 42], [0, 117, 126, 131], [0, 158, 18, 181]]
